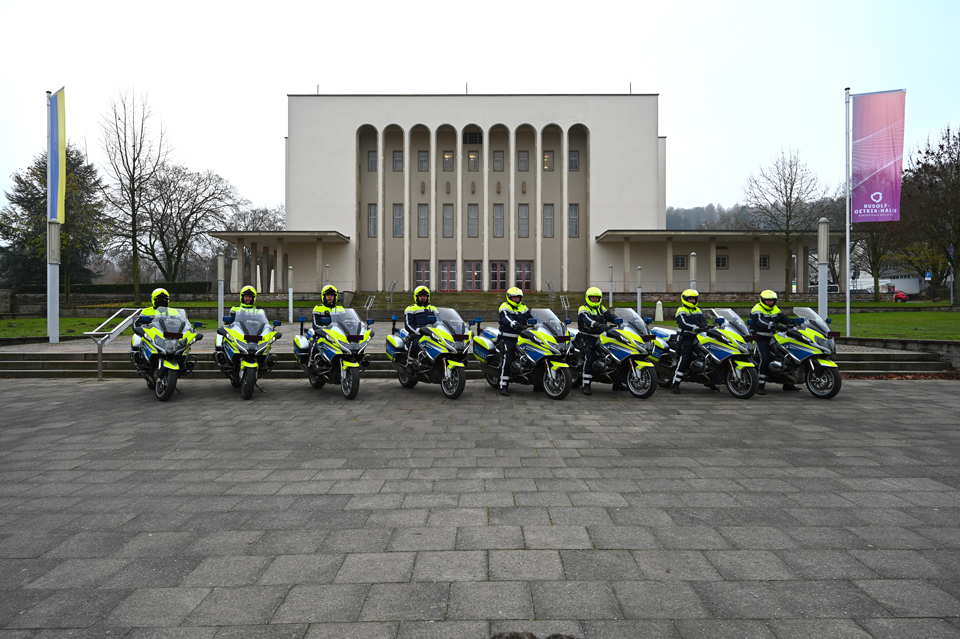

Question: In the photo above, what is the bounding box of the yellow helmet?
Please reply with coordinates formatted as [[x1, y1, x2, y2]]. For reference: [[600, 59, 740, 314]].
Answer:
[[681, 289, 700, 310], [321, 284, 339, 306], [760, 290, 777, 308], [151, 288, 170, 309], [414, 285, 431, 306], [239, 285, 257, 308], [585, 286, 604, 309], [506, 287, 524, 307]]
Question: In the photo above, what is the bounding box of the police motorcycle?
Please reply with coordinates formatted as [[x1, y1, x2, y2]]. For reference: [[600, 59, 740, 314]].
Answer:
[[214, 309, 283, 400], [473, 308, 573, 399], [760, 306, 842, 399], [706, 308, 761, 365], [566, 308, 658, 399], [293, 309, 374, 400], [131, 307, 204, 401], [651, 312, 759, 399], [386, 308, 471, 399]]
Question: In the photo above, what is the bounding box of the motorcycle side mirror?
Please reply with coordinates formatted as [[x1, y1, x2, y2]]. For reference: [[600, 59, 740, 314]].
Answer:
[[133, 326, 145, 337], [527, 318, 538, 325], [216, 327, 228, 337], [222, 316, 232, 323], [468, 320, 475, 326], [319, 316, 332, 326], [566, 318, 572, 325], [367, 319, 375, 325], [273, 320, 282, 327], [275, 332, 283, 339], [613, 318, 623, 325], [193, 321, 203, 329], [194, 333, 204, 341]]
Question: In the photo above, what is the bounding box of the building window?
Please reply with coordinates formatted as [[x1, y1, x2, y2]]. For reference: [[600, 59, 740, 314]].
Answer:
[[439, 261, 457, 292], [716, 255, 729, 270], [493, 204, 504, 238], [443, 204, 454, 238], [463, 131, 483, 145], [518, 204, 529, 238], [518, 150, 529, 172], [393, 204, 403, 238], [443, 151, 454, 172], [418, 204, 428, 238], [464, 261, 482, 291], [674, 255, 687, 270], [516, 261, 533, 292], [415, 261, 430, 287], [569, 150, 579, 171], [467, 151, 479, 172], [569, 204, 579, 238], [418, 151, 428, 172], [367, 204, 377, 237], [759, 255, 770, 269], [393, 151, 403, 171], [493, 150, 504, 172], [543, 204, 554, 238], [543, 151, 554, 171], [468, 204, 479, 238], [490, 261, 507, 292], [368, 151, 377, 172]]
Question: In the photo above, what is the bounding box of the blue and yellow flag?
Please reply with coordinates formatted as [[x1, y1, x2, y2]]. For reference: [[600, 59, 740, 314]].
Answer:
[[48, 87, 66, 223]]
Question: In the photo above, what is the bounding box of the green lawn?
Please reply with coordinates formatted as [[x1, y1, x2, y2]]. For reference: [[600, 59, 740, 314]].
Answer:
[[0, 317, 218, 340]]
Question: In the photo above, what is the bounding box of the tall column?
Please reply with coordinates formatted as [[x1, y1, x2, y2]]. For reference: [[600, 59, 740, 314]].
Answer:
[[403, 127, 411, 293], [665, 237, 673, 293], [535, 126, 542, 292], [508, 127, 516, 288], [316, 239, 324, 292], [275, 238, 284, 291], [377, 128, 384, 291], [429, 128, 437, 290], [249, 242, 259, 291], [753, 237, 761, 293], [235, 238, 246, 287], [709, 237, 717, 293], [283, 253, 289, 290], [482, 126, 490, 292], [561, 126, 569, 291], [456, 126, 463, 291], [801, 243, 810, 294], [623, 238, 631, 292]]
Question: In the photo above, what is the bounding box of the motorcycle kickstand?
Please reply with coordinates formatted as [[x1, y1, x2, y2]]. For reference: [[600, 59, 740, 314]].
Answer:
[[256, 381, 266, 393]]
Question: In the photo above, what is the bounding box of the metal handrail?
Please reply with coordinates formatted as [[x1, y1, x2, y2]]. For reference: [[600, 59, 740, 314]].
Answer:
[[385, 280, 398, 305], [364, 295, 376, 321], [547, 281, 556, 308], [559, 295, 570, 322], [84, 307, 142, 382]]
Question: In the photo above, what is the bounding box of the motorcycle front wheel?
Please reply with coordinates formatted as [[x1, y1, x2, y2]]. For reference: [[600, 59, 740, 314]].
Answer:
[[341, 367, 360, 400], [485, 372, 500, 388], [725, 365, 758, 399], [627, 366, 657, 399], [155, 368, 177, 401], [806, 367, 842, 399], [542, 367, 572, 400], [441, 367, 466, 399], [241, 370, 256, 400]]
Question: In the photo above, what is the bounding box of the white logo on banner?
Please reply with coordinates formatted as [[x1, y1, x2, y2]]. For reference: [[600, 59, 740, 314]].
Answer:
[[871, 192, 883, 203]]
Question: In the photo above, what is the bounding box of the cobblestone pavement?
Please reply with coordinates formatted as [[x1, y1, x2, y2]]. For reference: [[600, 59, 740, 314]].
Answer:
[[1, 378, 959, 638]]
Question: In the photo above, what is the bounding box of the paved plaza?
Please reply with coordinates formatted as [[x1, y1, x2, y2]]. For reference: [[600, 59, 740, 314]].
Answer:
[[1, 376, 959, 638]]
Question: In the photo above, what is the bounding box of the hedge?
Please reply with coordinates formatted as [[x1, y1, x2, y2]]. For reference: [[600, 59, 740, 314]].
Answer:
[[15, 281, 212, 295]]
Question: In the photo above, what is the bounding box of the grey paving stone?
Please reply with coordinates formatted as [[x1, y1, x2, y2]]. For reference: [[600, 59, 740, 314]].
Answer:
[[631, 550, 721, 581], [775, 550, 876, 580], [581, 619, 679, 639], [764, 619, 872, 639], [412, 550, 487, 581], [853, 579, 960, 617], [522, 526, 592, 550], [489, 550, 563, 581], [320, 529, 391, 553], [102, 557, 204, 589], [673, 619, 776, 638], [272, 584, 369, 623], [559, 550, 642, 581], [303, 622, 397, 639], [456, 526, 524, 550], [23, 558, 128, 588], [105, 587, 211, 627], [182, 585, 289, 625], [531, 581, 623, 620], [396, 620, 489, 639], [856, 618, 960, 638], [613, 581, 711, 619], [180, 556, 272, 587], [447, 582, 533, 620], [359, 582, 449, 621], [334, 552, 415, 583], [704, 550, 798, 580], [651, 526, 732, 550], [213, 624, 310, 639], [489, 619, 584, 638]]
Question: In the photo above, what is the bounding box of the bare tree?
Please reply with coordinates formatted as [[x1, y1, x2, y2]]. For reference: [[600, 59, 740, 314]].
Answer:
[[100, 91, 168, 303], [139, 164, 244, 282], [743, 149, 830, 300]]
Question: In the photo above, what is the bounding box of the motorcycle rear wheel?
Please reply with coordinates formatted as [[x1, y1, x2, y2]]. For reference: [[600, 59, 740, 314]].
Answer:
[[308, 372, 325, 389], [725, 366, 758, 399], [341, 367, 360, 400], [627, 366, 657, 399], [155, 368, 177, 402], [241, 370, 256, 400], [398, 369, 419, 388], [485, 372, 500, 388], [441, 367, 466, 399], [806, 367, 841, 399]]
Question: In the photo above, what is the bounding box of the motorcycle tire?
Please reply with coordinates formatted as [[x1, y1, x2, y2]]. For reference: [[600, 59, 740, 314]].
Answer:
[[241, 370, 256, 400], [542, 367, 572, 400], [806, 367, 842, 399], [627, 366, 657, 399], [155, 368, 177, 402], [341, 367, 360, 400], [397, 369, 419, 389], [485, 372, 500, 389], [309, 372, 325, 389], [441, 366, 466, 400], [231, 379, 242, 388], [146, 380, 156, 390], [725, 365, 758, 399]]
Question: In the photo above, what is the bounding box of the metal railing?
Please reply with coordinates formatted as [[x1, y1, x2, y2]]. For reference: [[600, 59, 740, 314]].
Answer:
[[559, 295, 570, 322], [385, 281, 398, 306], [83, 308, 142, 382], [546, 281, 556, 309], [363, 295, 376, 321]]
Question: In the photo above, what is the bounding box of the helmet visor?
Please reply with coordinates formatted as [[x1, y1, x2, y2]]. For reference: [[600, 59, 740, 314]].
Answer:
[[588, 295, 602, 304]]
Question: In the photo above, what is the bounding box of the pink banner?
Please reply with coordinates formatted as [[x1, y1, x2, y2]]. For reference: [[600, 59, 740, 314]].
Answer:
[[851, 90, 906, 222]]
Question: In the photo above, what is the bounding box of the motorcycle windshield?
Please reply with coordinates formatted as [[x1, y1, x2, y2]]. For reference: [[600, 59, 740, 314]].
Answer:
[[530, 308, 566, 338], [233, 309, 269, 337], [435, 308, 468, 336], [613, 307, 651, 336], [150, 307, 188, 335], [707, 308, 749, 338], [793, 307, 830, 335], [329, 309, 365, 336]]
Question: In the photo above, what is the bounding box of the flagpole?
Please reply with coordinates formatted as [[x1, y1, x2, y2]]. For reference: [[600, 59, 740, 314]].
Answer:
[[845, 87, 851, 337], [46, 91, 60, 344]]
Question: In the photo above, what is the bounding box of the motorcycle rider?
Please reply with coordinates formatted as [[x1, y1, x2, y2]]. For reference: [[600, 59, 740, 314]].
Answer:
[[313, 284, 345, 322], [577, 287, 619, 396], [227, 285, 259, 323], [750, 290, 800, 394], [671, 289, 709, 395], [497, 287, 532, 397], [131, 287, 171, 359], [404, 286, 438, 371]]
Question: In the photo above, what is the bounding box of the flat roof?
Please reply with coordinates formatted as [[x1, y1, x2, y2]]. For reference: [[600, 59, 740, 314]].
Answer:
[[210, 231, 350, 244], [596, 229, 849, 242]]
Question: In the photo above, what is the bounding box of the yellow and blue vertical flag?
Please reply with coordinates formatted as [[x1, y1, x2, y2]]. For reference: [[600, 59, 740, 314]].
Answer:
[[48, 87, 66, 223]]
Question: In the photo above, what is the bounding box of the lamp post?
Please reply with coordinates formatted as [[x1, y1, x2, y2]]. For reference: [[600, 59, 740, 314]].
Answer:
[[288, 265, 294, 324], [217, 254, 225, 329], [818, 217, 829, 321], [689, 252, 698, 290], [636, 266, 642, 314]]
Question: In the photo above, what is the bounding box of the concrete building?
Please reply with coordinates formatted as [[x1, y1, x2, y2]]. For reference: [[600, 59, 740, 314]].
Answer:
[[213, 94, 846, 296]]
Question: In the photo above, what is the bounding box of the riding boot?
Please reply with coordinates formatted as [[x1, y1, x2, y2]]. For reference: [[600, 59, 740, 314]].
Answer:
[[757, 382, 766, 395], [500, 384, 510, 397], [582, 383, 592, 396], [671, 381, 681, 394]]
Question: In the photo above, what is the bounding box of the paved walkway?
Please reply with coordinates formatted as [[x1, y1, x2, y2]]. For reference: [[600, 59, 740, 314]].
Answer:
[[1, 378, 959, 638]]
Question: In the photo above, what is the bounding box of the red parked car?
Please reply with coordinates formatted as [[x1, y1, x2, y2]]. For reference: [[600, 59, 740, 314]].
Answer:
[[894, 290, 908, 303]]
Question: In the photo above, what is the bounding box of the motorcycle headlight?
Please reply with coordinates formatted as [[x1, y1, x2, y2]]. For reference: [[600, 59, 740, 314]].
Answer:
[[158, 339, 178, 354]]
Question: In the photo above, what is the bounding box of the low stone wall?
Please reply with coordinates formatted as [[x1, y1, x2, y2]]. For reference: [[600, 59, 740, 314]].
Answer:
[[615, 292, 892, 303], [0, 289, 12, 313], [838, 337, 960, 370]]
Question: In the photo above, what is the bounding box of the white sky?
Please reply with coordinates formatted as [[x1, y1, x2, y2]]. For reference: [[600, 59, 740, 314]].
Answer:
[[1, 0, 957, 212]]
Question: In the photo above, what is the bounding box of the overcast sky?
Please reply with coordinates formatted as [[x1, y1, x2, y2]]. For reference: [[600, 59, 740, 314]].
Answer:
[[2, 0, 957, 213]]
